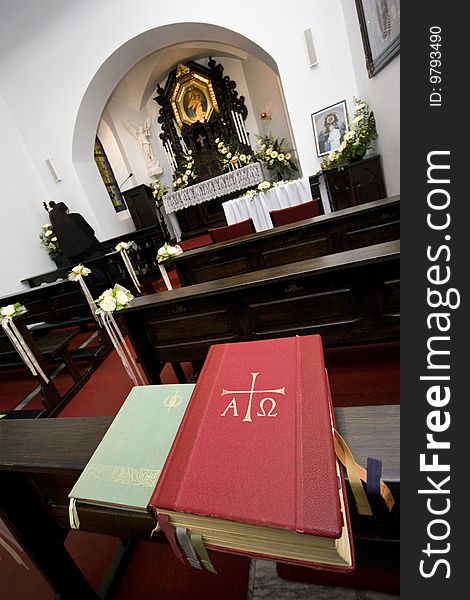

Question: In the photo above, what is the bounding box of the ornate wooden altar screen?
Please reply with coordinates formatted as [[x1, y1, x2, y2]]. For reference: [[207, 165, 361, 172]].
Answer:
[[154, 58, 255, 236]]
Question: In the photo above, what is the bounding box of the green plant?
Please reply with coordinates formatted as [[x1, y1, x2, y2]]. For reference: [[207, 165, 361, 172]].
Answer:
[[322, 98, 377, 170]]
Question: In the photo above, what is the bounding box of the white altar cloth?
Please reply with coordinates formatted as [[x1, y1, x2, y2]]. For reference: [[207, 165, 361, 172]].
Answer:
[[222, 177, 312, 232], [163, 163, 263, 214]]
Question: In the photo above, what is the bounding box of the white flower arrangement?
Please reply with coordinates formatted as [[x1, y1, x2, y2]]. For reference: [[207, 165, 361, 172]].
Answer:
[[255, 135, 298, 179], [95, 285, 134, 313], [157, 242, 183, 263], [39, 223, 61, 255], [115, 240, 136, 252], [0, 302, 27, 319], [257, 180, 273, 192], [242, 179, 294, 199], [322, 97, 377, 170], [151, 180, 168, 208], [68, 264, 92, 281], [214, 136, 254, 171], [173, 150, 198, 191]]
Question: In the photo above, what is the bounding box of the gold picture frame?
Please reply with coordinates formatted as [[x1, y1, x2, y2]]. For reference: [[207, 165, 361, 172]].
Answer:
[[171, 66, 219, 128]]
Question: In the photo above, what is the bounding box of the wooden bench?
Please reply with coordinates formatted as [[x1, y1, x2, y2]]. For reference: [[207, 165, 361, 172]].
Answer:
[[0, 320, 90, 415], [21, 223, 168, 291], [120, 240, 400, 384], [21, 251, 139, 294], [0, 281, 112, 409], [0, 403, 399, 599], [170, 195, 399, 285]]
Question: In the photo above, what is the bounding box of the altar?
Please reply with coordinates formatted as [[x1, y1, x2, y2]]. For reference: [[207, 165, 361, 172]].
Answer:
[[222, 177, 312, 232], [163, 163, 263, 240]]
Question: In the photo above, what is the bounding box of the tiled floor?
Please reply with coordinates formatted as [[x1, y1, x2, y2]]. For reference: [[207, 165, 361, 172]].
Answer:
[[248, 560, 399, 600]]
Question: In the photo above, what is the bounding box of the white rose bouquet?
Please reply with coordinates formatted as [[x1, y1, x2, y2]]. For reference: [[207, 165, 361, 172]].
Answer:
[[0, 302, 27, 319], [157, 242, 183, 263], [115, 240, 136, 252], [95, 285, 134, 313], [68, 264, 92, 281]]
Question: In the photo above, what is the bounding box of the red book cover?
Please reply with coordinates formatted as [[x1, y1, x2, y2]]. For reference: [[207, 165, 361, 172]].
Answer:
[[149, 335, 353, 568]]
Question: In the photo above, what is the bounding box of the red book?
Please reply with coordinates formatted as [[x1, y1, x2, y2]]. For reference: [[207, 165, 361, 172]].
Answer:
[[148, 335, 354, 571]]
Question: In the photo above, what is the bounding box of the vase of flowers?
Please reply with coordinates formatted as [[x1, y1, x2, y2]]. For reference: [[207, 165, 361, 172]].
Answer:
[[322, 98, 377, 171], [214, 135, 254, 172], [39, 223, 64, 266], [255, 135, 298, 181]]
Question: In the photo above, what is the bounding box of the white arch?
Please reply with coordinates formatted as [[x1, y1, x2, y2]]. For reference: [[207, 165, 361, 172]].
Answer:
[[71, 22, 287, 235], [73, 22, 279, 163]]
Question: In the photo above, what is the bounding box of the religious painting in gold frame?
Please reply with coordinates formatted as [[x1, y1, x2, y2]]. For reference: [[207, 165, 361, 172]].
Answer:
[[171, 65, 219, 128]]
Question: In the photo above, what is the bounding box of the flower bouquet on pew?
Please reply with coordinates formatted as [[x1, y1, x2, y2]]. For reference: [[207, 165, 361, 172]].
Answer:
[[95, 285, 134, 313], [0, 302, 26, 319], [156, 242, 183, 263]]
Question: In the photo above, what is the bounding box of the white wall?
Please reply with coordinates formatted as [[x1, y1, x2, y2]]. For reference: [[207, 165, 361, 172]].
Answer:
[[0, 0, 399, 296], [0, 90, 58, 295], [341, 0, 400, 195]]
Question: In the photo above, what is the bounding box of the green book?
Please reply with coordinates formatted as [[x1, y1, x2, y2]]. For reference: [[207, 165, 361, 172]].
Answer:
[[68, 384, 195, 513]]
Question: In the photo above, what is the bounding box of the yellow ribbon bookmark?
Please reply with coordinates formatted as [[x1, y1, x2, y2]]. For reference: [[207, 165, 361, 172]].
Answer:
[[334, 430, 395, 515], [190, 533, 218, 574]]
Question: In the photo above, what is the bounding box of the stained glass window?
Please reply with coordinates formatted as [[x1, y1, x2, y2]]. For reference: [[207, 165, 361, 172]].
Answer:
[[94, 137, 127, 212]]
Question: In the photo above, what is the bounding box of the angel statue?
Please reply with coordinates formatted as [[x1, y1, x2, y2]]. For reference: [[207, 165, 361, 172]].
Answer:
[[122, 118, 163, 178]]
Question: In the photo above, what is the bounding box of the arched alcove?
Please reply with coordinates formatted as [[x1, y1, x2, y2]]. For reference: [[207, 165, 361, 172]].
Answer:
[[72, 22, 295, 237]]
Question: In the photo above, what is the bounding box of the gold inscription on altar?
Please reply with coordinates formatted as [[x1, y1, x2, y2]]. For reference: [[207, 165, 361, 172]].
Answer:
[[83, 464, 160, 487], [219, 372, 285, 422]]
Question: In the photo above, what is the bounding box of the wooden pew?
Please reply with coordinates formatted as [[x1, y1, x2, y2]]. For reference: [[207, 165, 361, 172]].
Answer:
[[21, 250, 139, 294], [171, 195, 399, 285], [0, 318, 90, 415], [0, 280, 110, 394], [120, 240, 400, 384], [21, 223, 167, 291], [0, 404, 399, 599], [0, 279, 89, 328]]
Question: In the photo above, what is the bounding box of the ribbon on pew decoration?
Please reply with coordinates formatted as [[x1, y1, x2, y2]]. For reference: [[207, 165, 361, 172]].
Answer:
[[95, 284, 146, 387], [115, 241, 141, 295], [158, 263, 173, 290], [156, 242, 183, 291], [1, 303, 49, 383], [68, 264, 99, 323], [0, 520, 29, 570]]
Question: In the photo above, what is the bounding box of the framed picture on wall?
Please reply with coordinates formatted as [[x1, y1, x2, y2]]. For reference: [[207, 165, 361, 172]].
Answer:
[[355, 0, 400, 78], [311, 100, 349, 157]]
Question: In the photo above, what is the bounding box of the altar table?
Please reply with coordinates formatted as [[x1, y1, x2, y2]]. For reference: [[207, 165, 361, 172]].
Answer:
[[222, 177, 312, 232]]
